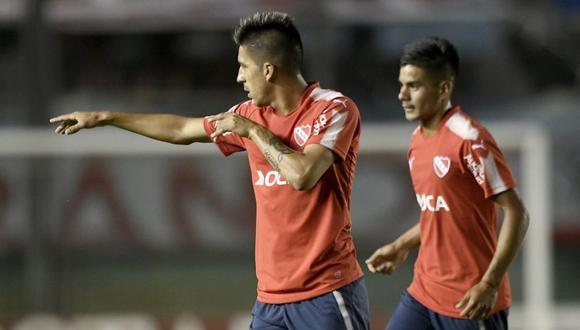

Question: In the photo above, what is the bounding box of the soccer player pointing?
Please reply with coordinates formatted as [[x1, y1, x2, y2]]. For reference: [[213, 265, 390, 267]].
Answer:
[[51, 12, 369, 330], [366, 37, 529, 329]]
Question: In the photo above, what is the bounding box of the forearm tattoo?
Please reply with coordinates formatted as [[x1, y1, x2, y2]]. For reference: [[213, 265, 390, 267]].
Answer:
[[264, 150, 279, 172], [255, 128, 293, 171]]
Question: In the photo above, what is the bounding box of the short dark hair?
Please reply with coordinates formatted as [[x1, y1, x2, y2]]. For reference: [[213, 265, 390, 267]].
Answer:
[[400, 37, 459, 81], [233, 11, 303, 73]]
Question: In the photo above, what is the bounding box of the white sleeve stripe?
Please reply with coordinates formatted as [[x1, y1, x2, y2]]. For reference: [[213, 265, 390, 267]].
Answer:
[[310, 87, 344, 101], [332, 290, 355, 330], [320, 109, 348, 150], [481, 153, 508, 195]]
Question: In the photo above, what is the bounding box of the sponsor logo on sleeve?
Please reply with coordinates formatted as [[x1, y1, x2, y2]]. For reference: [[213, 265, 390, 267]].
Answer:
[[471, 139, 486, 150], [464, 154, 485, 185], [313, 113, 328, 136], [433, 156, 451, 178], [332, 98, 348, 108]]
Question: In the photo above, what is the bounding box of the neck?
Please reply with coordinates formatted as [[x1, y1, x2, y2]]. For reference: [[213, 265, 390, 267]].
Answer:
[[420, 101, 451, 136], [269, 74, 308, 115]]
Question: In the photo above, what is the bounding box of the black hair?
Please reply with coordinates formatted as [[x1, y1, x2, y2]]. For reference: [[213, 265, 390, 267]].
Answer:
[[400, 37, 459, 81], [233, 11, 303, 73]]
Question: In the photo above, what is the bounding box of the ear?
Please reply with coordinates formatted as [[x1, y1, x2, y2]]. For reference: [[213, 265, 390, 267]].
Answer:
[[263, 62, 277, 82], [439, 79, 453, 97]]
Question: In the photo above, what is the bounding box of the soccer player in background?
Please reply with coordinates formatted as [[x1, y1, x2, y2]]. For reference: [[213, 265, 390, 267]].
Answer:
[[366, 37, 529, 329], [50, 11, 369, 330]]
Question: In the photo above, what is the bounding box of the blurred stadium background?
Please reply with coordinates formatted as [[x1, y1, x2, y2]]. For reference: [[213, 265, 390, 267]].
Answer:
[[0, 0, 579, 329]]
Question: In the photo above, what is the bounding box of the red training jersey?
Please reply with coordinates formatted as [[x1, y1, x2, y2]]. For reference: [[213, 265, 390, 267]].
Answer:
[[203, 82, 363, 304], [407, 106, 516, 318]]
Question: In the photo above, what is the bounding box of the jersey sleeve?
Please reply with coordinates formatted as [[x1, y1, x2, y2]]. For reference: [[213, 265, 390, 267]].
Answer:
[[460, 129, 517, 198], [202, 102, 249, 156], [305, 98, 360, 161]]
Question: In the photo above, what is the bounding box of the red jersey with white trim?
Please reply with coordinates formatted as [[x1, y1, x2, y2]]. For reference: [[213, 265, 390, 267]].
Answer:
[[407, 106, 516, 318], [202, 82, 363, 304]]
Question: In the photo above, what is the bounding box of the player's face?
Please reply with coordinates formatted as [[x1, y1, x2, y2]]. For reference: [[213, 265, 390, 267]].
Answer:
[[398, 65, 447, 124], [237, 46, 271, 107]]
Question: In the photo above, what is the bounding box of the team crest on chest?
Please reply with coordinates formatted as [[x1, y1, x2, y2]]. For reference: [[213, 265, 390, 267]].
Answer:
[[293, 125, 311, 147], [433, 156, 451, 178]]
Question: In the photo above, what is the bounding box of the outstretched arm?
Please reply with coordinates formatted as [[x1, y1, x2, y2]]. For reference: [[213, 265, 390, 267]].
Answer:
[[457, 188, 529, 320], [208, 112, 334, 191], [50, 111, 210, 144]]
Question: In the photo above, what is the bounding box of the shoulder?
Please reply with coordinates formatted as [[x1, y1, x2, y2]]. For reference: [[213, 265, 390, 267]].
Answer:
[[309, 86, 346, 102], [308, 86, 356, 107], [444, 109, 502, 157], [443, 109, 483, 141], [309, 86, 358, 113], [229, 100, 262, 118]]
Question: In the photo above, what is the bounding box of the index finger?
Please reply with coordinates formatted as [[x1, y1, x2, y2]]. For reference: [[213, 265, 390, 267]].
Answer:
[[460, 300, 477, 318], [49, 114, 74, 123], [366, 262, 377, 273], [365, 249, 383, 264]]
